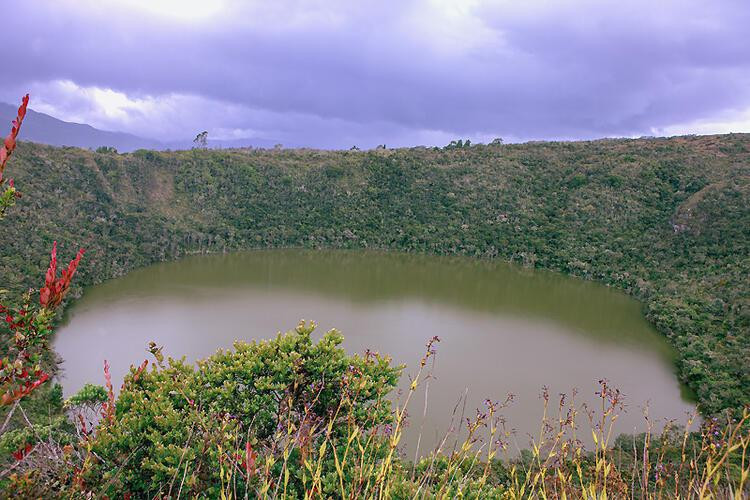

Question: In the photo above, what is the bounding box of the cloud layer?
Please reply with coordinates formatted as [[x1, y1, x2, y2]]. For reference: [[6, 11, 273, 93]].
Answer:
[[3, 0, 749, 148]]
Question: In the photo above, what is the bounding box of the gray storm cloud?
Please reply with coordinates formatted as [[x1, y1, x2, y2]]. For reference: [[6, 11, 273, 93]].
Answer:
[[2, 0, 749, 148]]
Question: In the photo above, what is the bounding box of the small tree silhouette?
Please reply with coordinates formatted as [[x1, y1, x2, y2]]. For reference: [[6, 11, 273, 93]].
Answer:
[[193, 130, 208, 149]]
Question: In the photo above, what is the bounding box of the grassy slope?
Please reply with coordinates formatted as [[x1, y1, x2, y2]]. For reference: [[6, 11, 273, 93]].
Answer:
[[1, 135, 748, 416]]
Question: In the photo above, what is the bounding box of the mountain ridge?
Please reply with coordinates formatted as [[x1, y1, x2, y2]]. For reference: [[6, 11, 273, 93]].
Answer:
[[0, 101, 281, 152]]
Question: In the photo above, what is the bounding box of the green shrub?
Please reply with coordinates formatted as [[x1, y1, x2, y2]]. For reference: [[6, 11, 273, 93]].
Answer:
[[67, 383, 108, 406], [85, 322, 401, 497]]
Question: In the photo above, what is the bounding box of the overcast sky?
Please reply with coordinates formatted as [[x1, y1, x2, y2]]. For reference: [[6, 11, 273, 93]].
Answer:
[[2, 0, 750, 148]]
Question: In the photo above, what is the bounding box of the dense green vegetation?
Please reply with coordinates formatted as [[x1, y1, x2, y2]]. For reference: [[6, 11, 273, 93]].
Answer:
[[2, 135, 748, 417], [1, 135, 749, 496]]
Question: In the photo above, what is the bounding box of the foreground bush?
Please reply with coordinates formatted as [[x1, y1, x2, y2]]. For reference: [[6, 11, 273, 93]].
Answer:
[[83, 322, 401, 497], [5, 326, 747, 498]]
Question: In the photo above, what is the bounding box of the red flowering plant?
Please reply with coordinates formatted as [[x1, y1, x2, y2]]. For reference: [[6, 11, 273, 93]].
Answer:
[[0, 95, 85, 406], [0, 94, 28, 220], [0, 243, 85, 405]]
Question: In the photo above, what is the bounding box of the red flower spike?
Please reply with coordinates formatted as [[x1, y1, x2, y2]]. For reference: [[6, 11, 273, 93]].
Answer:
[[101, 360, 116, 423], [4, 134, 15, 153], [40, 241, 85, 309], [245, 441, 257, 477], [236, 441, 258, 478], [0, 94, 29, 174], [131, 359, 149, 382], [78, 413, 89, 436]]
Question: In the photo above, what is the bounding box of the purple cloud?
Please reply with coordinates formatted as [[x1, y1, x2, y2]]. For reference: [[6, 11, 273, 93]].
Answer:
[[2, 0, 749, 148]]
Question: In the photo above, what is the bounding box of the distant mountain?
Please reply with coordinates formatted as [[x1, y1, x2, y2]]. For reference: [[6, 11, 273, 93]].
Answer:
[[0, 101, 163, 152], [0, 102, 281, 152]]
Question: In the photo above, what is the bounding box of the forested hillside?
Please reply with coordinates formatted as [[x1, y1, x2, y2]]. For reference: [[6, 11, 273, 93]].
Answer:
[[2, 135, 749, 416]]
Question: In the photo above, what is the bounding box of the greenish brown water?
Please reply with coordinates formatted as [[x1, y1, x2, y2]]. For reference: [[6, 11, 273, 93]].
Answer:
[[54, 250, 695, 454]]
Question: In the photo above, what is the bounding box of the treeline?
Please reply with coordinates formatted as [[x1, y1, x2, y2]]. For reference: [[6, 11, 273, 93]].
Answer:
[[1, 134, 749, 416]]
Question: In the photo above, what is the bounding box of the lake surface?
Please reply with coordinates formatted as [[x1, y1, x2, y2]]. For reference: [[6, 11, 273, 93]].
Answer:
[[54, 250, 695, 455]]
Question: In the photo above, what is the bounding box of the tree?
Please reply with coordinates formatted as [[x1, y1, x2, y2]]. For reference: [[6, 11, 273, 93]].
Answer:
[[193, 131, 208, 149]]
